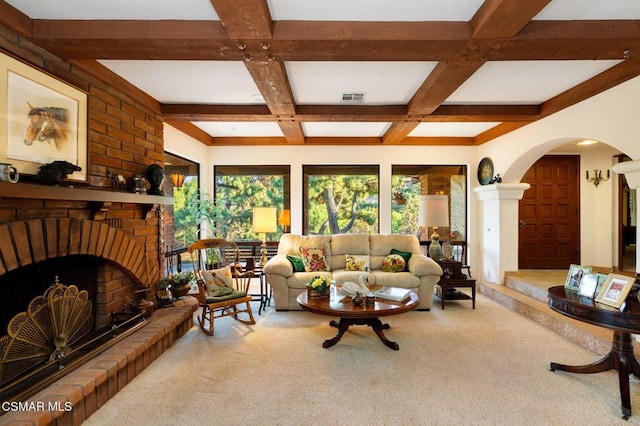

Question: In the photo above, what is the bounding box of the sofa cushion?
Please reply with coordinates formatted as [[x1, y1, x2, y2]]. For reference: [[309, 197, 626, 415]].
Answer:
[[330, 234, 371, 269], [286, 255, 305, 272], [390, 248, 412, 272], [382, 254, 406, 272], [332, 269, 375, 286], [371, 271, 420, 288], [300, 246, 331, 272], [345, 254, 370, 271]]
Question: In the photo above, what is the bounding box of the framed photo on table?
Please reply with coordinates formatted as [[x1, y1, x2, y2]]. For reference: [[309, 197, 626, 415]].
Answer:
[[0, 52, 87, 181], [564, 264, 592, 292], [595, 274, 635, 309]]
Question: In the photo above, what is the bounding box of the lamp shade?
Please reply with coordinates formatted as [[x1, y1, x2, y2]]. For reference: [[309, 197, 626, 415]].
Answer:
[[171, 173, 185, 188], [278, 209, 290, 227], [253, 207, 277, 233], [419, 195, 449, 228]]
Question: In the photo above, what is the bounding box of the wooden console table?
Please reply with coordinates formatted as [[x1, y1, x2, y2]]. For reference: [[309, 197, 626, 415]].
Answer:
[[548, 286, 640, 420]]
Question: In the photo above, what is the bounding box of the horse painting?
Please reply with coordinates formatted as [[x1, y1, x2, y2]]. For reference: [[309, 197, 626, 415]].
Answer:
[[23, 102, 70, 150]]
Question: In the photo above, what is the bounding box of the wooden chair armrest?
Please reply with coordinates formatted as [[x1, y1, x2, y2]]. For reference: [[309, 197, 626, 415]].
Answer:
[[193, 278, 207, 305]]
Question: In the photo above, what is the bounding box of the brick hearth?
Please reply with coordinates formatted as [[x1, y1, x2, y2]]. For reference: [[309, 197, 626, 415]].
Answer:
[[0, 298, 197, 426]]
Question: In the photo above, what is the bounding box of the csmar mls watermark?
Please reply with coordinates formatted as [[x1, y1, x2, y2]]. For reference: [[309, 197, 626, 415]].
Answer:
[[2, 401, 73, 412]]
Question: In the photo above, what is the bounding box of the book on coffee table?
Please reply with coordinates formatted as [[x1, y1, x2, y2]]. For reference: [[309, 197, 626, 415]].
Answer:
[[374, 286, 412, 302]]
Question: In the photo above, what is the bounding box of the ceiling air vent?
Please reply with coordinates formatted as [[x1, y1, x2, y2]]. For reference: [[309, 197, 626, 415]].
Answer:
[[341, 92, 366, 104]]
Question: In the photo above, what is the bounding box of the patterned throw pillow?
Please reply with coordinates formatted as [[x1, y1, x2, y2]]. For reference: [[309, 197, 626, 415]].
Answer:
[[299, 246, 331, 272], [381, 254, 406, 273], [345, 254, 370, 271], [390, 249, 412, 272], [201, 265, 234, 296]]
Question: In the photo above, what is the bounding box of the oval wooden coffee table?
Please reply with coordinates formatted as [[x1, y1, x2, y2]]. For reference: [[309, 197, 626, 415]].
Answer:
[[296, 288, 419, 350]]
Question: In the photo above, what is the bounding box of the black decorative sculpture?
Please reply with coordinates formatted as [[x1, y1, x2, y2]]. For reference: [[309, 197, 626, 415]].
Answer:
[[34, 161, 81, 185], [145, 164, 166, 196]]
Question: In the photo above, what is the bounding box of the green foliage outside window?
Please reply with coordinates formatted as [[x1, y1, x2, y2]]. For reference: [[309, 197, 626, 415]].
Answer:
[[305, 168, 379, 235]]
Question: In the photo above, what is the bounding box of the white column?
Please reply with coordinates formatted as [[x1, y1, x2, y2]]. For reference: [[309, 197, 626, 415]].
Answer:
[[612, 160, 640, 275], [473, 183, 530, 284]]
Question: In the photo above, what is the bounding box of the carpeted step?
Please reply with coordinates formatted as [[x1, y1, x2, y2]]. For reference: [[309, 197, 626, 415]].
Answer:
[[478, 280, 612, 356]]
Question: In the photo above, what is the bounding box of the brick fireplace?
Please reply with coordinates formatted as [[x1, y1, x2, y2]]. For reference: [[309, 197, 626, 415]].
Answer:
[[0, 14, 194, 424]]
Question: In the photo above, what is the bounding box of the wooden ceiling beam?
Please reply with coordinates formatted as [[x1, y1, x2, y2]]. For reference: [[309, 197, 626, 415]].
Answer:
[[161, 103, 539, 122], [408, 61, 484, 115], [470, 0, 552, 38], [209, 0, 273, 39], [0, 1, 31, 38], [165, 121, 215, 146], [24, 20, 640, 61], [541, 59, 640, 116]]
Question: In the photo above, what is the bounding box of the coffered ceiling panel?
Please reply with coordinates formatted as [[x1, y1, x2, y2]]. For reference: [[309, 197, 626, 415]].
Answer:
[[4, 0, 640, 147], [98, 60, 262, 104], [286, 62, 439, 105], [445, 60, 624, 105]]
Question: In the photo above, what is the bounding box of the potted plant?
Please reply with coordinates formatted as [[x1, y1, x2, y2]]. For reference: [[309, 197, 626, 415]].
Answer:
[[157, 276, 174, 307], [159, 271, 194, 300]]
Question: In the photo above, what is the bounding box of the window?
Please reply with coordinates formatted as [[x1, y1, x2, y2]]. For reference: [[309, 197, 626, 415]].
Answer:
[[303, 165, 379, 235], [214, 165, 290, 240], [392, 165, 467, 242], [164, 152, 199, 247]]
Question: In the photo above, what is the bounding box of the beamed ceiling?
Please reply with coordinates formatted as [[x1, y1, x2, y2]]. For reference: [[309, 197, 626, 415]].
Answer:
[[2, 0, 640, 147]]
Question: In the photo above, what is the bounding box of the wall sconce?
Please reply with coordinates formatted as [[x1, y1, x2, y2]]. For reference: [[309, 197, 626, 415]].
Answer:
[[278, 209, 290, 233], [171, 173, 185, 188], [586, 169, 610, 187]]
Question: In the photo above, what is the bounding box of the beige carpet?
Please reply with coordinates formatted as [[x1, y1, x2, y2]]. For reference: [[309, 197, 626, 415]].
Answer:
[[84, 294, 638, 425]]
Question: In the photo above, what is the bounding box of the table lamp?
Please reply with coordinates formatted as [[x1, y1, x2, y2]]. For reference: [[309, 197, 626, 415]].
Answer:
[[419, 194, 449, 259], [253, 207, 277, 266]]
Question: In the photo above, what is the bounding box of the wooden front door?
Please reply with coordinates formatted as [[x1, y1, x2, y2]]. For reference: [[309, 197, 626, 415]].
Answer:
[[519, 155, 580, 269]]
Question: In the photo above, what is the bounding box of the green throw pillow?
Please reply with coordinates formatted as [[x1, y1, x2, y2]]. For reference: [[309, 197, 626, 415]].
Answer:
[[286, 255, 306, 272], [391, 249, 412, 272]]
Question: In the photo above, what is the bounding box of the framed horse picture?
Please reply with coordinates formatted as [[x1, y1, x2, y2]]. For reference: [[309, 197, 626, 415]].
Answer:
[[0, 52, 87, 181]]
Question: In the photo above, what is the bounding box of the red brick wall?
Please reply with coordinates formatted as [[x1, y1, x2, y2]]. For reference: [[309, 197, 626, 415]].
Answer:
[[0, 22, 166, 326]]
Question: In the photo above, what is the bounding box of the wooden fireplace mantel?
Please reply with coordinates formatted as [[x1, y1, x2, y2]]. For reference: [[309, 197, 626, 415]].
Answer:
[[0, 182, 173, 220]]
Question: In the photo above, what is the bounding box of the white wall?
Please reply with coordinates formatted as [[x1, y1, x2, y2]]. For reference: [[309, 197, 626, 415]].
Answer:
[[475, 75, 640, 277]]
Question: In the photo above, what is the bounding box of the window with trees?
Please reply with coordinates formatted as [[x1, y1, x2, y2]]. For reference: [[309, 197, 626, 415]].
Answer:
[[164, 152, 199, 248], [214, 165, 290, 241], [303, 165, 379, 235], [392, 165, 467, 243]]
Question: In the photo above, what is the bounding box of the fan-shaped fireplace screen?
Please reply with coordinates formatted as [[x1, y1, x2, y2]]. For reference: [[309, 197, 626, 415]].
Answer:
[[0, 278, 146, 404]]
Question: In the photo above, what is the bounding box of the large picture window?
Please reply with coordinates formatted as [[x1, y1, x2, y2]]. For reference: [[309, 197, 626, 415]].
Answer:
[[392, 165, 467, 243], [303, 165, 379, 235], [214, 165, 290, 240]]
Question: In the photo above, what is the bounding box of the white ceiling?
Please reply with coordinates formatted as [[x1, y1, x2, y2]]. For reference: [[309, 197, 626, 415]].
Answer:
[[5, 0, 640, 150]]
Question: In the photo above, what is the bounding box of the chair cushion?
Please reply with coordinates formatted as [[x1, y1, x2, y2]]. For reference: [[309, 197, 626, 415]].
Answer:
[[299, 246, 331, 272], [205, 291, 248, 303], [201, 265, 234, 296]]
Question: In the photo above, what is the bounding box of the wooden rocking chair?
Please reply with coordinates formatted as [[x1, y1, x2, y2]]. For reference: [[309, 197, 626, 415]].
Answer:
[[188, 239, 256, 336]]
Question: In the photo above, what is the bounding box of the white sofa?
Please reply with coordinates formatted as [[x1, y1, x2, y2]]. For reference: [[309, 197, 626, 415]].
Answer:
[[263, 233, 442, 310]]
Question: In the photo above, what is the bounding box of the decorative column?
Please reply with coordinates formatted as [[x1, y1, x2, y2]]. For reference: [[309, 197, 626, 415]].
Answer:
[[612, 160, 640, 275], [473, 183, 530, 284]]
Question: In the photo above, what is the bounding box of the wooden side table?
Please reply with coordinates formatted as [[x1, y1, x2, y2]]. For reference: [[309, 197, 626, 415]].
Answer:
[[435, 277, 476, 310], [434, 259, 476, 310]]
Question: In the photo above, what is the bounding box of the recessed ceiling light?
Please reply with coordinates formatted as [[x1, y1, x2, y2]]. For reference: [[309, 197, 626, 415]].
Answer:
[[251, 93, 265, 102], [576, 139, 599, 146]]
